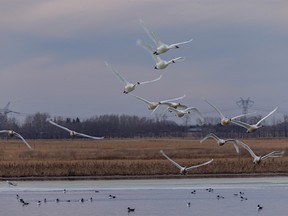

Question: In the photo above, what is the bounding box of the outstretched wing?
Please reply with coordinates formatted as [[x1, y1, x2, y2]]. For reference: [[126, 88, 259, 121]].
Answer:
[[48, 120, 72, 133], [186, 159, 213, 171], [230, 112, 256, 120], [256, 107, 278, 126], [139, 19, 163, 47], [74, 132, 104, 140], [160, 150, 183, 170], [186, 107, 204, 122], [261, 151, 284, 161], [236, 140, 257, 159], [132, 95, 153, 106], [170, 38, 193, 47], [230, 119, 251, 130], [225, 139, 240, 154], [136, 39, 159, 63], [13, 131, 33, 150], [138, 75, 162, 85], [105, 62, 130, 86], [203, 99, 226, 120], [200, 133, 219, 143], [170, 56, 185, 63]]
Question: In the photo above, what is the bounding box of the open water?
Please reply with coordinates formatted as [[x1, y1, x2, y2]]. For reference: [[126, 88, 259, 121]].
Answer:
[[1, 177, 288, 216]]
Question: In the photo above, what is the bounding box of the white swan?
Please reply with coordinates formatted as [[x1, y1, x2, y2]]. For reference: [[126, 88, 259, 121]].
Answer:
[[200, 133, 240, 154], [204, 99, 252, 126], [231, 107, 278, 133], [105, 62, 162, 94], [132, 94, 186, 113], [237, 140, 284, 164], [137, 39, 185, 69], [48, 120, 104, 140], [0, 130, 33, 150], [139, 19, 193, 55], [160, 150, 213, 175], [168, 106, 204, 121]]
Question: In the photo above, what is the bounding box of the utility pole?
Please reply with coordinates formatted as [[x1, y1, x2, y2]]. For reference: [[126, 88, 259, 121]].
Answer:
[[236, 97, 254, 115]]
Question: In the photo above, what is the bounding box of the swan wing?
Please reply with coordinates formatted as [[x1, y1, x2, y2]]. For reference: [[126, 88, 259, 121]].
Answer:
[[203, 99, 226, 120], [230, 120, 251, 130], [170, 56, 185, 63], [256, 107, 278, 125], [48, 120, 72, 133], [13, 132, 33, 150], [225, 139, 240, 154], [261, 151, 284, 160], [0, 130, 10, 134], [230, 112, 256, 120], [159, 94, 186, 104], [186, 107, 204, 122], [133, 95, 153, 106], [236, 140, 257, 158], [200, 133, 219, 143], [136, 39, 159, 63], [74, 132, 104, 140], [139, 19, 163, 47], [105, 62, 130, 85], [170, 38, 193, 47], [138, 75, 162, 85], [186, 159, 213, 171], [160, 150, 183, 170]]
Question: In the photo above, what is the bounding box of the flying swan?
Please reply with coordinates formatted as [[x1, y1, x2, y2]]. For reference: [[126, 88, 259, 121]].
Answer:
[[160, 150, 213, 175], [236, 140, 284, 164], [105, 62, 162, 94], [132, 94, 186, 113], [231, 107, 278, 133], [0, 130, 33, 150], [139, 19, 193, 55], [137, 39, 185, 70], [200, 133, 240, 154], [48, 120, 104, 140], [203, 99, 253, 126]]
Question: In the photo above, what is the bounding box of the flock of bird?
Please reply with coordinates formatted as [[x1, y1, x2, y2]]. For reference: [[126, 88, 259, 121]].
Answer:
[[104, 19, 284, 172], [1, 19, 284, 171]]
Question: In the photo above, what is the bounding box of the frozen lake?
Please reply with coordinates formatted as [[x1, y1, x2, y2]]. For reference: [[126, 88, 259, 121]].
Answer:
[[1, 177, 288, 216]]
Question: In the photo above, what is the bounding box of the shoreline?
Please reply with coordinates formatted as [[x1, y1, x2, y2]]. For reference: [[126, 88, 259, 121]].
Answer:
[[2, 172, 288, 181]]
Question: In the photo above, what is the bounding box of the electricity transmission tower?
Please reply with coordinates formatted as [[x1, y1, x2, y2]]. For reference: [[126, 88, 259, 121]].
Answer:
[[236, 97, 254, 115]]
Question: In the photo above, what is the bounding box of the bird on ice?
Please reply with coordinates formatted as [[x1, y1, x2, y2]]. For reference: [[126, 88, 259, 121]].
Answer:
[[160, 150, 213, 175], [200, 133, 240, 154], [0, 130, 33, 150], [105, 62, 162, 94], [237, 140, 284, 164], [139, 19, 193, 55], [48, 119, 104, 140], [137, 39, 185, 70], [231, 107, 278, 133]]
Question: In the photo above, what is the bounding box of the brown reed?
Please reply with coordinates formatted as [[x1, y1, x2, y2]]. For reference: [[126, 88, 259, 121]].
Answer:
[[0, 138, 287, 178]]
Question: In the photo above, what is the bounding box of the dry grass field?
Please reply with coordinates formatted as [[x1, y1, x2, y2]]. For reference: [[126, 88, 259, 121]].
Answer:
[[0, 138, 288, 178]]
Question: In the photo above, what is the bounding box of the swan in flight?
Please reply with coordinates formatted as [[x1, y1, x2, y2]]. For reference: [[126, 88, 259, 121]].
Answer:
[[105, 62, 162, 94], [168, 106, 204, 122], [48, 120, 104, 140], [236, 140, 284, 164], [139, 19, 193, 55], [231, 107, 278, 133], [203, 99, 252, 126], [0, 130, 33, 150], [160, 150, 213, 175], [200, 133, 240, 154], [137, 39, 185, 69], [132, 94, 186, 113]]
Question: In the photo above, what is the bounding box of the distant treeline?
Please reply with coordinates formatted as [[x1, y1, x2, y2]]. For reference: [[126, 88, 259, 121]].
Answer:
[[0, 112, 288, 139]]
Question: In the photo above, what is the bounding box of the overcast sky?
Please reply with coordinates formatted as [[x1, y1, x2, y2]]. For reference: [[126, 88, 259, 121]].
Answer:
[[0, 0, 288, 123]]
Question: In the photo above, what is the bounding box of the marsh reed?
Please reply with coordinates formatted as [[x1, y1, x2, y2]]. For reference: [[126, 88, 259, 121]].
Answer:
[[0, 138, 287, 178]]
